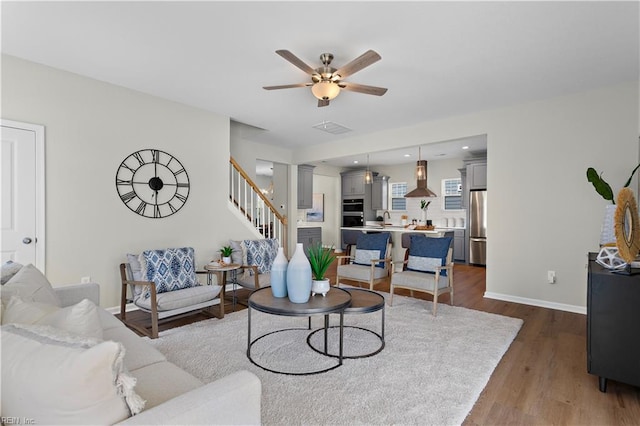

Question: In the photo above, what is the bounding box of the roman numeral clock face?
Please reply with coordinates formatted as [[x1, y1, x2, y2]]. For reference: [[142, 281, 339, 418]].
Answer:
[[115, 149, 190, 218]]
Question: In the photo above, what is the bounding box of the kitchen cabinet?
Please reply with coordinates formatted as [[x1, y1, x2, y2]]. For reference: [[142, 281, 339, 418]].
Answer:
[[467, 162, 487, 190], [298, 227, 322, 256], [453, 229, 466, 262], [587, 252, 640, 392], [458, 167, 467, 208], [297, 164, 315, 209], [371, 175, 389, 210], [342, 172, 366, 198]]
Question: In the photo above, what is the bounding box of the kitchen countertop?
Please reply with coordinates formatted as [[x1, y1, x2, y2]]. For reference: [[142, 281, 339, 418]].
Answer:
[[341, 226, 453, 234]]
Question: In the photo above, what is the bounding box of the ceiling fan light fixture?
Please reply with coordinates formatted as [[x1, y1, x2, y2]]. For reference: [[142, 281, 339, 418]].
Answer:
[[311, 81, 340, 100]]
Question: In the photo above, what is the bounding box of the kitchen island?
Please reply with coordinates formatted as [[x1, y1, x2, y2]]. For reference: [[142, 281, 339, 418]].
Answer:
[[340, 226, 458, 270]]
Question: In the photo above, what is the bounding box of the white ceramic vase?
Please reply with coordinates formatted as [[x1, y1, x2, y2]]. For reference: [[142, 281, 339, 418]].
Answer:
[[286, 243, 312, 303], [311, 279, 330, 297], [270, 247, 288, 298], [600, 204, 617, 246]]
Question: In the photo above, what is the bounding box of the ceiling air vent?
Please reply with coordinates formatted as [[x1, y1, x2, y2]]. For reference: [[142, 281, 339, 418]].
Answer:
[[312, 121, 352, 135]]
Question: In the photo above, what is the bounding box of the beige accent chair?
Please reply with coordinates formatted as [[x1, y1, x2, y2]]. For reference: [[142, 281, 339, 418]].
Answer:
[[119, 250, 223, 339], [390, 234, 454, 316], [336, 232, 392, 291]]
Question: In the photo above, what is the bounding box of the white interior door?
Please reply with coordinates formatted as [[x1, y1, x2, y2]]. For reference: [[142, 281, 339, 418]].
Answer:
[[1, 120, 45, 270]]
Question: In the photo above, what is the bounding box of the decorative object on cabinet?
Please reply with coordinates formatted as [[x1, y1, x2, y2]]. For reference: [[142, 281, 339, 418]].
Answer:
[[614, 187, 640, 264], [587, 162, 640, 245], [306, 193, 324, 222], [307, 242, 336, 297], [419, 200, 431, 225], [115, 149, 190, 218], [595, 245, 627, 270]]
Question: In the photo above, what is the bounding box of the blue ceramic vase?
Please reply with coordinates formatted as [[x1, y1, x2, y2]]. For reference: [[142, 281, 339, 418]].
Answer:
[[286, 243, 312, 303], [270, 247, 288, 298]]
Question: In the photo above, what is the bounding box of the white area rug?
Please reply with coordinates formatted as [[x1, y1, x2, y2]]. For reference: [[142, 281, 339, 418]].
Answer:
[[147, 291, 523, 425]]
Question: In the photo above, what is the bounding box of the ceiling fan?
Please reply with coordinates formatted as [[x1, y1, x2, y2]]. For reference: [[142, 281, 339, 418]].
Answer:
[[263, 49, 388, 107]]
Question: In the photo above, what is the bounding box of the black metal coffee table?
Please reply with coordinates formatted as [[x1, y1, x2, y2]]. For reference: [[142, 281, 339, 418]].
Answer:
[[247, 286, 351, 375], [307, 287, 385, 359]]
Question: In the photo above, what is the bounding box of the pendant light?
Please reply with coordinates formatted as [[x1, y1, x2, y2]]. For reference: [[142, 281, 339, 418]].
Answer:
[[415, 146, 426, 180], [364, 154, 373, 184]]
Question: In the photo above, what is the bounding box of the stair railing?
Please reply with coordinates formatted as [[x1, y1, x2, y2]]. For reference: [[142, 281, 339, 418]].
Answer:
[[229, 157, 288, 254]]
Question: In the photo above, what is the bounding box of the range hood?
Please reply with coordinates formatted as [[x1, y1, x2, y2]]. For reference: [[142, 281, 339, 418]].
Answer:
[[404, 160, 437, 198]]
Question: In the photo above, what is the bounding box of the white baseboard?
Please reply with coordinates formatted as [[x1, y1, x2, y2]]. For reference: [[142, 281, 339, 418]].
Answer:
[[483, 292, 586, 315], [105, 303, 139, 315]]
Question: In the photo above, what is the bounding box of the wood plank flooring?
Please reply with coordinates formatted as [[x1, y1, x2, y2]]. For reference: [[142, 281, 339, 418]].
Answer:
[[120, 261, 640, 425]]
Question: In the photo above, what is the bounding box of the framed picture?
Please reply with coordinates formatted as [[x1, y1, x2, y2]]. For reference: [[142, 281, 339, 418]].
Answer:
[[306, 193, 324, 222]]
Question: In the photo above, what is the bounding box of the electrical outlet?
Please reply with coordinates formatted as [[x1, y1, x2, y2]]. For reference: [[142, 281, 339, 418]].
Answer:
[[547, 270, 556, 284], [81, 276, 91, 284]]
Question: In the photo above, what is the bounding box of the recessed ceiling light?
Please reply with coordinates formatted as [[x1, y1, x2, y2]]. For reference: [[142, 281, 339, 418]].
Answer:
[[436, 153, 446, 157], [462, 146, 469, 150], [404, 154, 411, 157], [353, 160, 359, 164]]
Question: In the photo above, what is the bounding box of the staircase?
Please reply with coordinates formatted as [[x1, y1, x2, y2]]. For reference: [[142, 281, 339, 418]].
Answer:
[[229, 157, 288, 253]]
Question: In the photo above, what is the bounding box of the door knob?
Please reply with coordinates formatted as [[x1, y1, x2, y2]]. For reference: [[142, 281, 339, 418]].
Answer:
[[22, 237, 32, 244]]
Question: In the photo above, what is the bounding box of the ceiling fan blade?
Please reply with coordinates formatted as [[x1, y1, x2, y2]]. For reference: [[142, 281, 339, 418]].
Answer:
[[340, 82, 388, 96], [334, 50, 381, 78], [318, 99, 330, 107], [263, 83, 310, 90], [276, 50, 316, 75]]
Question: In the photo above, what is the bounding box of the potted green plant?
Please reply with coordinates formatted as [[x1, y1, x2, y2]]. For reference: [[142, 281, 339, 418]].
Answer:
[[307, 242, 336, 297], [587, 163, 640, 246], [219, 245, 233, 264]]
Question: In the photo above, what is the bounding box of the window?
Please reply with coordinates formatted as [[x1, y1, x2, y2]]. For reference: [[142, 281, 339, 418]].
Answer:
[[390, 182, 407, 210], [442, 178, 462, 210]]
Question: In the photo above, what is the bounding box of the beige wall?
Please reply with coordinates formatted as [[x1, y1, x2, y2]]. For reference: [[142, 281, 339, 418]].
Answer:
[[2, 55, 259, 307], [294, 81, 640, 312]]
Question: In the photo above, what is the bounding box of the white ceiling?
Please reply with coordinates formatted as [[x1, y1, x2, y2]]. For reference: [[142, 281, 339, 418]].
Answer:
[[2, 1, 638, 169]]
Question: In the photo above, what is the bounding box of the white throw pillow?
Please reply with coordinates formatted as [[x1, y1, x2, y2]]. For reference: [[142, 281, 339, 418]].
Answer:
[[1, 260, 23, 284], [1, 323, 145, 424], [1, 264, 61, 307], [2, 297, 103, 340]]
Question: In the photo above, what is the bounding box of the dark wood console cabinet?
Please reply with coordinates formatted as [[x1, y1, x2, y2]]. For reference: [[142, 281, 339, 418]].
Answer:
[[587, 252, 640, 392]]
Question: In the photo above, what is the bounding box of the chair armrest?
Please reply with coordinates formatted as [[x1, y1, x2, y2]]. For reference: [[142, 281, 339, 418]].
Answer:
[[54, 283, 100, 307], [391, 260, 408, 266], [118, 370, 261, 425]]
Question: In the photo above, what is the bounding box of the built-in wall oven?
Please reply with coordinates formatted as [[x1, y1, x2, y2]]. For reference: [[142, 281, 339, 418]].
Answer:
[[342, 198, 365, 227]]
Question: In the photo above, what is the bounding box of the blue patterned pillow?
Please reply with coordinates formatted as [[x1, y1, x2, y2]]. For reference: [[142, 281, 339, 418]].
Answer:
[[407, 236, 452, 276], [244, 239, 279, 274], [354, 232, 390, 268], [141, 247, 197, 298]]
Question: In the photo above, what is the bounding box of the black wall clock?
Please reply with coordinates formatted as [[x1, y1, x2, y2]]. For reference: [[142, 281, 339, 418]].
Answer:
[[115, 149, 190, 218]]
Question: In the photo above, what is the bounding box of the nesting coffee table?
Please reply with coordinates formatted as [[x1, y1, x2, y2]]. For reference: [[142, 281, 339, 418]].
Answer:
[[247, 286, 351, 375], [307, 287, 385, 359]]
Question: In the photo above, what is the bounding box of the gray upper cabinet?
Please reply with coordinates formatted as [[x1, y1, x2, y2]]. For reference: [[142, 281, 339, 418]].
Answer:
[[467, 162, 487, 190], [371, 175, 389, 210], [297, 164, 315, 209], [341, 171, 366, 197]]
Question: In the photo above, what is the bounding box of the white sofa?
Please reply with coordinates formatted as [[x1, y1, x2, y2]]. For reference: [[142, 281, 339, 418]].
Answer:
[[1, 264, 261, 425]]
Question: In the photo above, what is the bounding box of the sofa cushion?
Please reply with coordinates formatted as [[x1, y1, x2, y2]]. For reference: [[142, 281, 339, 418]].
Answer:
[[130, 361, 202, 410], [126, 253, 144, 298], [337, 263, 388, 281], [229, 240, 247, 266], [141, 247, 197, 298], [134, 285, 221, 312], [1, 323, 145, 424], [407, 235, 452, 276], [354, 232, 390, 268], [2, 297, 103, 340], [244, 239, 278, 274], [1, 260, 23, 284], [103, 326, 167, 372], [1, 264, 61, 307]]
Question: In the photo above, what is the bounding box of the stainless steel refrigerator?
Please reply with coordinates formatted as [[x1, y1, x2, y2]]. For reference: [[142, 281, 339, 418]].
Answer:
[[469, 190, 487, 265]]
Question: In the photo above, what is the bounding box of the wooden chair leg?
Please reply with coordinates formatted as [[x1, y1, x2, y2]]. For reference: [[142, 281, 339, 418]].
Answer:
[[389, 284, 394, 306], [432, 288, 439, 316]]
